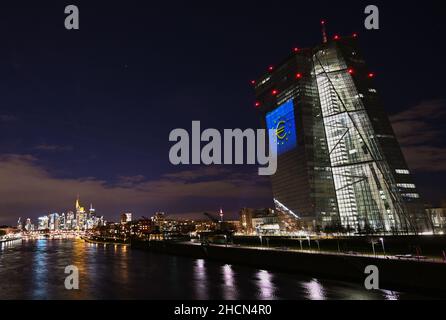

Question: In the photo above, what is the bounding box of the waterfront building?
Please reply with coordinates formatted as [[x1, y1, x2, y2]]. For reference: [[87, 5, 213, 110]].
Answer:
[[254, 25, 430, 234], [426, 204, 446, 233], [225, 220, 241, 233], [133, 218, 157, 238], [239, 208, 300, 235], [194, 220, 218, 233]]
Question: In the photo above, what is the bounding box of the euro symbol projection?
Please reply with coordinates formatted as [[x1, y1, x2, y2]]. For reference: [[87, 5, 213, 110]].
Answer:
[[266, 99, 297, 155], [276, 120, 287, 140]]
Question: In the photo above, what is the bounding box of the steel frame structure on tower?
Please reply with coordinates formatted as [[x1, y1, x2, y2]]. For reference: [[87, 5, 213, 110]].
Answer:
[[312, 44, 413, 233]]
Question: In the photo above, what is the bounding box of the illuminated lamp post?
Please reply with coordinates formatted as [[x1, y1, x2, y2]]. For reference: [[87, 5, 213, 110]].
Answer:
[[380, 237, 386, 256]]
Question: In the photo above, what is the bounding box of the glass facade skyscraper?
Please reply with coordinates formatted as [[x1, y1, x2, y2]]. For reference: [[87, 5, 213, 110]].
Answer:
[[254, 34, 429, 234]]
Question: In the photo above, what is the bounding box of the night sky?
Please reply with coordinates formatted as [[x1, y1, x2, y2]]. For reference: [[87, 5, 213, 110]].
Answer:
[[0, 0, 445, 225]]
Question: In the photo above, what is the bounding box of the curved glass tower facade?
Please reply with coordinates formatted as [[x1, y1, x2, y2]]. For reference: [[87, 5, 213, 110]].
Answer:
[[254, 35, 429, 234]]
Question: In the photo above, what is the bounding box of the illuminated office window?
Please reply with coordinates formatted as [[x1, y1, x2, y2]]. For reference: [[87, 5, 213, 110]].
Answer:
[[397, 183, 416, 189]]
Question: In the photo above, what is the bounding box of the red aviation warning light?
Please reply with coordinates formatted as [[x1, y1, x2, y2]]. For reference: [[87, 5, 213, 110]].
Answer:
[[368, 72, 375, 78], [333, 35, 340, 40], [255, 101, 261, 108], [296, 73, 302, 79], [272, 89, 279, 96], [268, 66, 274, 72], [321, 20, 328, 43], [348, 68, 354, 75]]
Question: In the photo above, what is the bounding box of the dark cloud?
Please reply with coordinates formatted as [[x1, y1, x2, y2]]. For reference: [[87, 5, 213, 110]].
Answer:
[[164, 167, 234, 181], [0, 154, 271, 225], [116, 175, 146, 187], [33, 144, 73, 152], [390, 99, 446, 172]]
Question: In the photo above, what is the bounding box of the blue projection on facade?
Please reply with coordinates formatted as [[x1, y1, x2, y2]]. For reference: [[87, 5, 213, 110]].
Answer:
[[266, 100, 297, 155]]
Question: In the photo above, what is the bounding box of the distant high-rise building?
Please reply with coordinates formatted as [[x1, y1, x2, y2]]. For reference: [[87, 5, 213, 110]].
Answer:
[[75, 195, 87, 230], [89, 203, 96, 218], [254, 26, 429, 234], [25, 218, 33, 232], [120, 213, 132, 224], [38, 216, 49, 230], [66, 211, 75, 230], [49, 213, 60, 231], [59, 213, 66, 230]]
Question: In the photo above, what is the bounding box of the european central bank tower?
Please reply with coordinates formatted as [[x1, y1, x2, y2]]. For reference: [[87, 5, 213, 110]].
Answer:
[[254, 25, 429, 234]]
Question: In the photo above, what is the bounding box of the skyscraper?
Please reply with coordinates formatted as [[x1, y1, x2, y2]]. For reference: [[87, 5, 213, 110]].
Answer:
[[76, 195, 86, 230], [254, 25, 429, 234]]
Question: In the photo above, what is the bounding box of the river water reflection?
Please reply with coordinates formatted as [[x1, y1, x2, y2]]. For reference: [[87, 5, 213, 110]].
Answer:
[[0, 239, 432, 300]]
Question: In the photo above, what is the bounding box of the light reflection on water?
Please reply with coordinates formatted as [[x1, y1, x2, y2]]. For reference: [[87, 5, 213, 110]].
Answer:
[[193, 259, 208, 300], [256, 270, 275, 299], [303, 279, 326, 300], [0, 239, 432, 300], [31, 240, 48, 299], [383, 290, 400, 300], [221, 264, 236, 300]]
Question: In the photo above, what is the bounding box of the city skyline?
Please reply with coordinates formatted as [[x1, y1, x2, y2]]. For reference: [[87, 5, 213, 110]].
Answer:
[[13, 194, 236, 229], [16, 195, 106, 232], [1, 2, 445, 226]]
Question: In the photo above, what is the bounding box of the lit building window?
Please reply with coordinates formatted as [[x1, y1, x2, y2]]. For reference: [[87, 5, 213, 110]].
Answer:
[[402, 193, 420, 199], [395, 169, 410, 175], [397, 183, 416, 189]]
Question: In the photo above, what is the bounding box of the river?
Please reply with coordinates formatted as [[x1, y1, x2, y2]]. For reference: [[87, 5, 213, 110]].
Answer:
[[0, 239, 431, 300]]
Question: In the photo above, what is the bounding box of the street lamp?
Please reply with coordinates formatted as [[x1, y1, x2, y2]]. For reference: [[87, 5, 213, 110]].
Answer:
[[380, 237, 386, 256], [370, 239, 378, 257]]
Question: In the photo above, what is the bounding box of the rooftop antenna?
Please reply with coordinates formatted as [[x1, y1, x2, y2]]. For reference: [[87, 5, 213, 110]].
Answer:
[[321, 20, 328, 44]]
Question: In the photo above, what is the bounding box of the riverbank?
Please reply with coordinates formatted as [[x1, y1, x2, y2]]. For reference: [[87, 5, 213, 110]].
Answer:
[[0, 236, 22, 243], [82, 236, 130, 246], [233, 235, 446, 259], [132, 239, 446, 294]]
